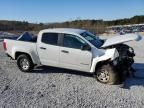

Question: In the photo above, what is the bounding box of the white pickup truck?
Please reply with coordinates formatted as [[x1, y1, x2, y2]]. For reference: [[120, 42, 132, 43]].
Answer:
[[3, 28, 142, 84]]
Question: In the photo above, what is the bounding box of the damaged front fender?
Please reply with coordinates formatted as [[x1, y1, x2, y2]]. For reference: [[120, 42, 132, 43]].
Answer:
[[90, 48, 119, 72]]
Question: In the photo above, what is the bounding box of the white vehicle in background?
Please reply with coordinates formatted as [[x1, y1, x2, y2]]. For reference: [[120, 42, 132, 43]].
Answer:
[[3, 28, 142, 84]]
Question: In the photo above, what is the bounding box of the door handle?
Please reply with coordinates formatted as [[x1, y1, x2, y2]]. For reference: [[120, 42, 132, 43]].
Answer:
[[61, 50, 69, 53], [40, 47, 46, 50]]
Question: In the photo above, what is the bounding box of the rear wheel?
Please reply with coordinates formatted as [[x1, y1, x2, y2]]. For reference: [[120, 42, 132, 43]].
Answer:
[[17, 54, 34, 72], [95, 64, 119, 85]]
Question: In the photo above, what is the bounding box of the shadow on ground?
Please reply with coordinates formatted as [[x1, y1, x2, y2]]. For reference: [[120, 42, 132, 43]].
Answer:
[[124, 63, 144, 89], [27, 63, 144, 88], [32, 65, 93, 78]]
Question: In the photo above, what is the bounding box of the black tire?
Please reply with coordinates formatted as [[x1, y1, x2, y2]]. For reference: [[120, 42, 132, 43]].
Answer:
[[95, 64, 119, 85], [17, 54, 34, 72]]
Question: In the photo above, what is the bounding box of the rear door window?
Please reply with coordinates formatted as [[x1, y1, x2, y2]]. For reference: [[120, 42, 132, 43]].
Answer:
[[41, 33, 58, 45]]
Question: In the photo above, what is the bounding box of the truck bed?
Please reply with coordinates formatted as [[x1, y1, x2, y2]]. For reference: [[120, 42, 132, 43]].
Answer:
[[17, 32, 37, 43], [4, 39, 38, 60]]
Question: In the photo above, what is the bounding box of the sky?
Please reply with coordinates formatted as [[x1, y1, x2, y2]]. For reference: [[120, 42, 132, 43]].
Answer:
[[0, 0, 144, 23]]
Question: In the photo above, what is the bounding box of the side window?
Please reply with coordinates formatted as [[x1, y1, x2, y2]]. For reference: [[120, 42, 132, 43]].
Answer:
[[63, 34, 86, 49], [42, 33, 58, 45]]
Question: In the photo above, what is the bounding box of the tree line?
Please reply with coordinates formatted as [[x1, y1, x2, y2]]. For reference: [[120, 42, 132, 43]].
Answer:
[[0, 15, 144, 34]]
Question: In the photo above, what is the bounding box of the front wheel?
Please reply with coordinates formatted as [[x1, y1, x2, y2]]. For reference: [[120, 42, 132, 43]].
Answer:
[[95, 64, 120, 85], [17, 54, 34, 72]]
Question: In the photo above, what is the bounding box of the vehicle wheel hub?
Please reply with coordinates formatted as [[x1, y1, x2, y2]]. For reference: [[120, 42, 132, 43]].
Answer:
[[97, 69, 110, 83], [20, 59, 29, 70]]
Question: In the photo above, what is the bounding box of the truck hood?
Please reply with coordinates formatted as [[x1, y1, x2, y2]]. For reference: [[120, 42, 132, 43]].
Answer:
[[101, 33, 142, 48]]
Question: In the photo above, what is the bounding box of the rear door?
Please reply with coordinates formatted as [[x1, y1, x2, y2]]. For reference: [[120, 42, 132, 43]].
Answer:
[[59, 34, 92, 72], [37, 33, 60, 67]]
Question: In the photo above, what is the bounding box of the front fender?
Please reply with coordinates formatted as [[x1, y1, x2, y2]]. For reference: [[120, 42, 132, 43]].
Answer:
[[90, 48, 119, 72]]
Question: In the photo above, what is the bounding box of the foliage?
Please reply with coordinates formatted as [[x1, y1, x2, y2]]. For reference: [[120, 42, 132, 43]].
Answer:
[[0, 15, 144, 34]]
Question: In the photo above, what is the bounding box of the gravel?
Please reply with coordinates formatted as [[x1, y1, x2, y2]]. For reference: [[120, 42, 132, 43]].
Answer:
[[0, 37, 144, 108]]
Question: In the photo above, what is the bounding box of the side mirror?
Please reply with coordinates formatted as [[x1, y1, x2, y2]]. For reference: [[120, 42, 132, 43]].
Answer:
[[81, 44, 91, 51]]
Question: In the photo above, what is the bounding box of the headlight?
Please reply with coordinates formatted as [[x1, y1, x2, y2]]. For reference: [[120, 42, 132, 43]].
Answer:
[[129, 47, 134, 53]]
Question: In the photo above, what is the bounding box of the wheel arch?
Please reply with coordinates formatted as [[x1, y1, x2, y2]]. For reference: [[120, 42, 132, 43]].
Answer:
[[94, 59, 111, 74], [15, 52, 34, 63]]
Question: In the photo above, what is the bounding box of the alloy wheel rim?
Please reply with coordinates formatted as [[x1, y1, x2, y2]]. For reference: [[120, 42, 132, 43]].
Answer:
[[20, 58, 29, 70], [97, 69, 110, 83]]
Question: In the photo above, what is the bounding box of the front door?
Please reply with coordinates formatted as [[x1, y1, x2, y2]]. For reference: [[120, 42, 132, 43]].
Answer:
[[60, 34, 92, 72]]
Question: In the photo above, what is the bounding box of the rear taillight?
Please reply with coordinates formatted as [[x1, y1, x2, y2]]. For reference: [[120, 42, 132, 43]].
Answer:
[[3, 41, 7, 50]]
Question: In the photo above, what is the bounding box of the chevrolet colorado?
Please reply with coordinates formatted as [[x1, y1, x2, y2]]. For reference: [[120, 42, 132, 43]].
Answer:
[[3, 28, 142, 84]]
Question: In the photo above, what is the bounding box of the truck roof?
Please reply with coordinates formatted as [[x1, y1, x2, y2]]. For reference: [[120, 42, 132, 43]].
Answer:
[[40, 28, 86, 35]]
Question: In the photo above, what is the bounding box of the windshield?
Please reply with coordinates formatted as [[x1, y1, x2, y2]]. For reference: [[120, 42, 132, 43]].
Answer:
[[80, 31, 104, 48]]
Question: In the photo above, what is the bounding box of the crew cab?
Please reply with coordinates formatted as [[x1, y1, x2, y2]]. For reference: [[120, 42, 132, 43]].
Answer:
[[3, 28, 142, 84]]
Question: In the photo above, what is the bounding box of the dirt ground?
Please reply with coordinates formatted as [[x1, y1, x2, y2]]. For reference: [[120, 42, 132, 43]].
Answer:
[[0, 36, 144, 108]]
